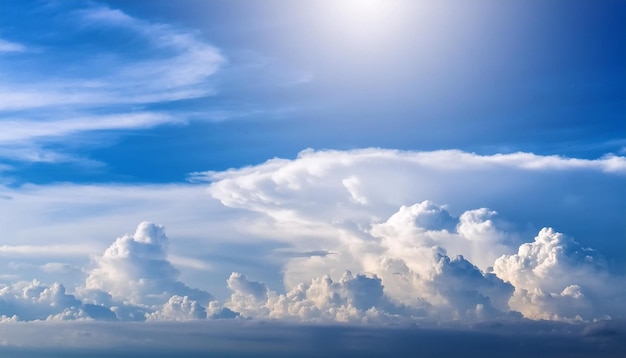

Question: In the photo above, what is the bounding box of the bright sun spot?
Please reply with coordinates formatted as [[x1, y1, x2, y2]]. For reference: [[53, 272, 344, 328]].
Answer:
[[326, 0, 401, 38]]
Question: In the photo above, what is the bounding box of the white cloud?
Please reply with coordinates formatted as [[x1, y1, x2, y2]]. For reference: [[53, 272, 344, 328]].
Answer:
[[204, 149, 625, 241], [201, 148, 626, 321], [0, 182, 230, 248], [0, 182, 240, 297], [0, 145, 104, 166], [0, 4, 225, 165], [0, 280, 115, 321], [40, 262, 82, 275], [494, 228, 626, 320], [225, 271, 399, 323], [1, 6, 224, 112], [216, 211, 620, 323], [0, 113, 179, 143], [0, 38, 26, 53], [146, 295, 207, 321], [342, 176, 368, 205], [222, 259, 515, 323], [85, 222, 212, 306], [202, 149, 624, 260], [206, 301, 240, 319], [0, 244, 95, 257], [1, 148, 625, 323]]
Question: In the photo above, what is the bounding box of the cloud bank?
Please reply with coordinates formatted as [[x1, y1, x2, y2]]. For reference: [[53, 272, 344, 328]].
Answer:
[[0, 149, 623, 325], [200, 148, 625, 322]]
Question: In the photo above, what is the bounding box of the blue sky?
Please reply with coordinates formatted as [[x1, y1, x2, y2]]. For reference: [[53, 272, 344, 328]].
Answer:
[[1, 0, 624, 183], [0, 0, 625, 355]]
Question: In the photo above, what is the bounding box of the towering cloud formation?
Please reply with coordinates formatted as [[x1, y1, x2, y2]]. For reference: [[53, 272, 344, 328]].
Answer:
[[494, 228, 626, 321], [210, 203, 623, 323], [200, 149, 626, 322], [85, 222, 212, 306], [1, 149, 625, 324], [370, 201, 512, 271]]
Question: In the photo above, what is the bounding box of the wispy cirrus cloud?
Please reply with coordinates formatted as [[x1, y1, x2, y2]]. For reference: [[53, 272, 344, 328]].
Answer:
[[0, 244, 95, 257], [1, 6, 224, 112], [0, 38, 27, 53], [0, 113, 179, 143], [0, 4, 224, 168]]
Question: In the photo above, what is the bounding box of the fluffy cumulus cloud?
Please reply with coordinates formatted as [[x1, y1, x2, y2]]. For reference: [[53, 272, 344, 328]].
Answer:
[[146, 295, 207, 321], [201, 149, 625, 259], [85, 222, 212, 306], [225, 271, 397, 323], [0, 280, 115, 321], [369, 201, 513, 271], [316, 202, 517, 321], [1, 149, 625, 324], [494, 228, 626, 321], [0, 222, 215, 322], [198, 149, 626, 323], [195, 194, 617, 324]]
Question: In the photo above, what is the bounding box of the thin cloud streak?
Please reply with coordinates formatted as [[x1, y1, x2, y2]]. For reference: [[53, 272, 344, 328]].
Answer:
[[0, 245, 96, 257], [0, 38, 27, 53], [1, 6, 224, 112], [0, 4, 224, 166], [0, 113, 180, 143]]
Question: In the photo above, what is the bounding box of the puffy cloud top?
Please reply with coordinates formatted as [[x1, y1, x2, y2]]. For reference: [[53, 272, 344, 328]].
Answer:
[[0, 280, 114, 321], [146, 295, 207, 321], [85, 222, 212, 306], [1, 150, 625, 324], [225, 271, 394, 323], [493, 228, 624, 321]]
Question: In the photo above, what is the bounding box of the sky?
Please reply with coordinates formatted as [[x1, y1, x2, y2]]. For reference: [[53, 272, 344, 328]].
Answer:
[[0, 0, 625, 356]]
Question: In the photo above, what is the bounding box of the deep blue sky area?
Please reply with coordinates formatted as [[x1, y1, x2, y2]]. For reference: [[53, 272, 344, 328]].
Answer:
[[0, 0, 624, 184]]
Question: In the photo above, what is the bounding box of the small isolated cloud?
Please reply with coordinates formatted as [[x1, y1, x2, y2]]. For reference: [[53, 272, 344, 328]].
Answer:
[[85, 222, 212, 306], [0, 38, 26, 53], [0, 112, 180, 144], [146, 295, 207, 321], [0, 244, 95, 257], [40, 262, 82, 275]]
